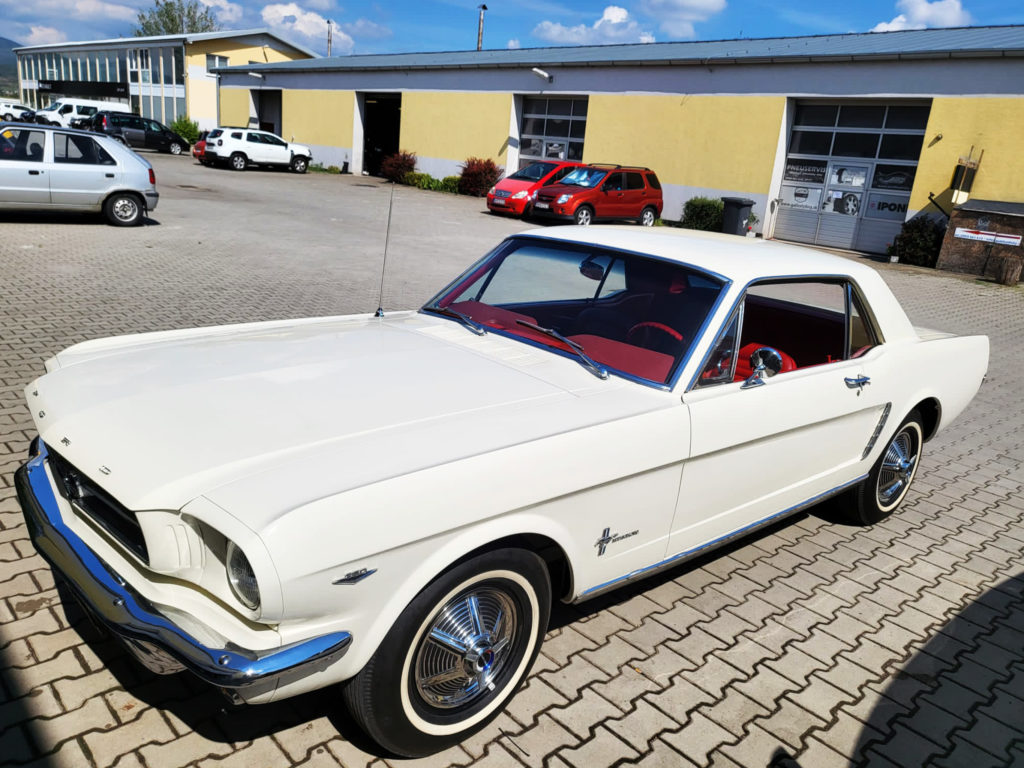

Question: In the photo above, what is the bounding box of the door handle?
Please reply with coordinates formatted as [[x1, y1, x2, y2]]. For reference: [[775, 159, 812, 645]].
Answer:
[[105, 173, 115, 178], [845, 375, 871, 390], [28, 170, 41, 175]]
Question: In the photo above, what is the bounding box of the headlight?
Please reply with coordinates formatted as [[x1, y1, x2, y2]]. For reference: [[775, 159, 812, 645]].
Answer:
[[511, 190, 528, 200], [557, 194, 571, 204], [226, 541, 260, 610], [488, 186, 496, 195]]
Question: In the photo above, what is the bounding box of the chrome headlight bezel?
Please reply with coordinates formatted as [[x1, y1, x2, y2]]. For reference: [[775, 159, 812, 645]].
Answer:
[[226, 540, 260, 611]]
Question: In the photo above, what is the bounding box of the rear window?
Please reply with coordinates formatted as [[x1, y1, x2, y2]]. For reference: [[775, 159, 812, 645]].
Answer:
[[645, 173, 661, 190], [208, 129, 223, 138]]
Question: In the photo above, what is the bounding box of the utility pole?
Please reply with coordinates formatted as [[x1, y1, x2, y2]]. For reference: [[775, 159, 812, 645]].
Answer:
[[327, 19, 333, 56], [476, 5, 487, 51]]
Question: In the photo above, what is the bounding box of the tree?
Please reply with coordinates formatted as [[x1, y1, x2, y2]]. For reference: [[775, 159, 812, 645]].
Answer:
[[134, 0, 219, 36]]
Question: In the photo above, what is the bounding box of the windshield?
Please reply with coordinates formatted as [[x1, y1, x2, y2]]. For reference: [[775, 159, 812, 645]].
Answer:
[[560, 167, 607, 187], [509, 162, 557, 182], [424, 237, 725, 386], [39, 103, 60, 112]]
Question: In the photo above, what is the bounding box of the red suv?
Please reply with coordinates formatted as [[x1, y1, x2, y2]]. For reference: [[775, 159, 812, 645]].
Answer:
[[532, 164, 663, 226], [487, 160, 583, 216]]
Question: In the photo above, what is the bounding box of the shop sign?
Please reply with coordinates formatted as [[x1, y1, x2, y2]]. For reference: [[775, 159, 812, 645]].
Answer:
[[778, 184, 822, 211], [866, 193, 910, 221], [826, 190, 861, 216], [872, 164, 916, 191], [783, 159, 826, 184], [954, 228, 1022, 246], [37, 80, 129, 98], [829, 165, 867, 188]]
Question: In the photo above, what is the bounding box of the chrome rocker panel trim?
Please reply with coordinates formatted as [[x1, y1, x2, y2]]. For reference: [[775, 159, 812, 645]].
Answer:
[[577, 473, 868, 601], [15, 445, 351, 693]]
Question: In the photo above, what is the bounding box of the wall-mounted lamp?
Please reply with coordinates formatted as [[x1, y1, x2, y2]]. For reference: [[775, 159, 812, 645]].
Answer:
[[247, 71, 264, 79], [531, 67, 552, 83], [927, 132, 943, 147]]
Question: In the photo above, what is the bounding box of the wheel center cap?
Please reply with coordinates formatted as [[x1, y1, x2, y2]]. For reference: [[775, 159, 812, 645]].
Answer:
[[463, 641, 495, 675]]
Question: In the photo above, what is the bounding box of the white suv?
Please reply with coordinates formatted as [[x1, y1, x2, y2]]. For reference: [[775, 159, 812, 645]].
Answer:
[[0, 102, 33, 121], [205, 127, 312, 173]]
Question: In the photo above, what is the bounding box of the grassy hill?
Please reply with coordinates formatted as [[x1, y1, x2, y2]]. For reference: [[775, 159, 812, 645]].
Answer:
[[0, 37, 20, 97]]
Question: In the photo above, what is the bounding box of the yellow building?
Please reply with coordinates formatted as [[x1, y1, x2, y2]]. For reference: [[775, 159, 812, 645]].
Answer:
[[15, 29, 315, 131], [216, 25, 1024, 253]]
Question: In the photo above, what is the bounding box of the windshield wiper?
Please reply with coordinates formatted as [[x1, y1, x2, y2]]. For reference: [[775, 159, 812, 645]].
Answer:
[[515, 320, 608, 380], [423, 305, 488, 335]]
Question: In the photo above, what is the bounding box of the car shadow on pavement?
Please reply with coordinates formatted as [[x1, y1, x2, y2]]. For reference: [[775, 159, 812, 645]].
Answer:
[[0, 211, 160, 227]]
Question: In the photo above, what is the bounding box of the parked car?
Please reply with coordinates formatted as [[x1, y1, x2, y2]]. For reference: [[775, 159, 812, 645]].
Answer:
[[86, 111, 189, 155], [204, 127, 311, 172], [33, 98, 131, 128], [15, 228, 987, 757], [0, 122, 158, 226], [486, 160, 583, 216], [192, 131, 209, 164], [0, 101, 33, 121], [533, 164, 664, 225]]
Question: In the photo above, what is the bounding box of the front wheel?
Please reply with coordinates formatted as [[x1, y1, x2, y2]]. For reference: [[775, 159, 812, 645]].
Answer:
[[343, 548, 550, 758], [639, 207, 657, 226], [230, 152, 247, 171], [103, 193, 143, 227], [169, 142, 183, 155], [573, 205, 594, 226], [840, 410, 923, 525], [290, 155, 309, 173]]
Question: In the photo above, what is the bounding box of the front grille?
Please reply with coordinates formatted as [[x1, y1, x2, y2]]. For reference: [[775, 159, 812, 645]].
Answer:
[[495, 189, 511, 199], [48, 449, 149, 563]]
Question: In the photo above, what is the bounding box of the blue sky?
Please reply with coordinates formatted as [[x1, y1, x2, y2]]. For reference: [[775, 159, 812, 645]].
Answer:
[[4, 0, 1024, 54]]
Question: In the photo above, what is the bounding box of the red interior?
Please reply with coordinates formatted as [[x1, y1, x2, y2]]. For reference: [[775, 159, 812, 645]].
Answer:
[[568, 335, 674, 382], [733, 343, 798, 382]]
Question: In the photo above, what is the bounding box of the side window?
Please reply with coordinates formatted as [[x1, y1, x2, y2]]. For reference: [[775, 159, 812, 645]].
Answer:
[[603, 172, 624, 191], [54, 134, 115, 165], [625, 172, 645, 190], [0, 129, 46, 162], [849, 288, 879, 357], [247, 133, 261, 143], [698, 310, 740, 386], [231, 131, 242, 139], [77, 106, 97, 116], [59, 104, 73, 115], [646, 173, 662, 190], [147, 121, 163, 132], [128, 117, 146, 130]]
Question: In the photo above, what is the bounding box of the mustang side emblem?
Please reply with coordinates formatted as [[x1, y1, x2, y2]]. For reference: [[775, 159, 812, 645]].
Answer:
[[98, 466, 112, 475], [333, 568, 377, 585], [595, 527, 639, 556], [61, 437, 71, 446]]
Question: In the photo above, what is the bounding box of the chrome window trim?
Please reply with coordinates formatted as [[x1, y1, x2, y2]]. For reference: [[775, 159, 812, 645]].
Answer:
[[685, 273, 884, 392]]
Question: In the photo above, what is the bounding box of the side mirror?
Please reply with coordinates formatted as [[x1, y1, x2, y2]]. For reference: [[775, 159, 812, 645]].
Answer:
[[741, 346, 783, 389]]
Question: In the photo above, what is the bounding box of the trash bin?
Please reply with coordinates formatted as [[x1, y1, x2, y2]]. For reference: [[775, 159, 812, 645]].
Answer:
[[721, 197, 755, 236]]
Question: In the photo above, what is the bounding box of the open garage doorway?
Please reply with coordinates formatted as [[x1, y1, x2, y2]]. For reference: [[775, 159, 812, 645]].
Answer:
[[361, 93, 401, 177], [253, 89, 282, 136]]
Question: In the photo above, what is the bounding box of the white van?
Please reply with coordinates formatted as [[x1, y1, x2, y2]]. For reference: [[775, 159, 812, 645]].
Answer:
[[34, 98, 131, 128]]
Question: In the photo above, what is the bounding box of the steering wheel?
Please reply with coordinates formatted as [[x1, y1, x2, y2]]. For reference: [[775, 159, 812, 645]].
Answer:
[[627, 321, 683, 347]]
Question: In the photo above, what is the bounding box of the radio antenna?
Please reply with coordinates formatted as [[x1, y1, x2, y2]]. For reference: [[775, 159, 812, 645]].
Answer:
[[374, 182, 396, 318]]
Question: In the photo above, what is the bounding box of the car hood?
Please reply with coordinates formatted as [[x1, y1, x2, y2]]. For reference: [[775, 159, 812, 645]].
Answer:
[[537, 182, 591, 198], [494, 178, 536, 195], [30, 312, 666, 521]]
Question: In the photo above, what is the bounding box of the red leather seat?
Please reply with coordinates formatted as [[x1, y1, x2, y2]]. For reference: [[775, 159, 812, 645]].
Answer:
[[733, 343, 797, 381]]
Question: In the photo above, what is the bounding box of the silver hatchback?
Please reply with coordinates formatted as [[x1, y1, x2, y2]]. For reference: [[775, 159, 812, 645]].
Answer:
[[0, 122, 159, 226]]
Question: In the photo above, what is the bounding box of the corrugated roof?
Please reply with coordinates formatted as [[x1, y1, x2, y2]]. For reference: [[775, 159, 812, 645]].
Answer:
[[220, 24, 1024, 74], [956, 199, 1024, 217], [14, 28, 318, 59]]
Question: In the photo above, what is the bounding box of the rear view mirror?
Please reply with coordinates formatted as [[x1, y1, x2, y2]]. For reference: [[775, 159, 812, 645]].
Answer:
[[579, 257, 605, 281]]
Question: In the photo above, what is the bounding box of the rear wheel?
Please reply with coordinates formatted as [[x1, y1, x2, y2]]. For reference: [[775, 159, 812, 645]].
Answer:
[[1, 112, 12, 121], [574, 205, 594, 226], [839, 410, 923, 525], [169, 142, 183, 155], [230, 152, 247, 171], [103, 193, 143, 227], [639, 207, 657, 226], [343, 548, 550, 758]]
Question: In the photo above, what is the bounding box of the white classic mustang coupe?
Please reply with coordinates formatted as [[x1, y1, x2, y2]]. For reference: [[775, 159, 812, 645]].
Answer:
[[16, 228, 988, 756]]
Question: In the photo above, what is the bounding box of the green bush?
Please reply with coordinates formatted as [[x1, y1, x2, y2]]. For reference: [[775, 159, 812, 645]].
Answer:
[[381, 150, 417, 183], [401, 172, 461, 194], [441, 176, 460, 194], [680, 196, 724, 231], [888, 215, 946, 267], [458, 157, 502, 197], [169, 115, 200, 144]]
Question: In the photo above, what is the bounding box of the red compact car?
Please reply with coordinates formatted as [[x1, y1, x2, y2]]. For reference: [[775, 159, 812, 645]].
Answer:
[[533, 164, 664, 226], [192, 134, 208, 165], [487, 160, 583, 216]]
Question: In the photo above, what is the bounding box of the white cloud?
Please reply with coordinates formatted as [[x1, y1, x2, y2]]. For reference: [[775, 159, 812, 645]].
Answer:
[[871, 0, 972, 32], [340, 18, 392, 39], [304, 0, 333, 9], [25, 0, 138, 22], [25, 25, 68, 45], [533, 6, 655, 46], [639, 0, 726, 39], [261, 3, 355, 53], [507, 38, 521, 49], [201, 0, 243, 24]]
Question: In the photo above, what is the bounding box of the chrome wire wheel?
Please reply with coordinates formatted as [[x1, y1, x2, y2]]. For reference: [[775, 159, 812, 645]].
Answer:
[[414, 586, 517, 709], [876, 422, 921, 511]]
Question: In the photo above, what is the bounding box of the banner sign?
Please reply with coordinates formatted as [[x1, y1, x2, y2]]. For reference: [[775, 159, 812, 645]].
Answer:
[[778, 184, 823, 211], [783, 159, 826, 184], [37, 80, 129, 98], [954, 228, 1022, 246]]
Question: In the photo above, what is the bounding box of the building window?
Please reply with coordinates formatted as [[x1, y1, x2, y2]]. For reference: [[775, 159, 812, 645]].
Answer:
[[206, 54, 229, 71], [129, 49, 152, 83], [519, 96, 588, 166]]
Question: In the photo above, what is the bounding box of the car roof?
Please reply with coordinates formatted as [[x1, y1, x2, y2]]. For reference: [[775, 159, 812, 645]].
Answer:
[[516, 226, 881, 285]]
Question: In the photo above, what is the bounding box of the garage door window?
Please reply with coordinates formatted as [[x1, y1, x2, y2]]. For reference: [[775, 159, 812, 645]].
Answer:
[[519, 97, 588, 167]]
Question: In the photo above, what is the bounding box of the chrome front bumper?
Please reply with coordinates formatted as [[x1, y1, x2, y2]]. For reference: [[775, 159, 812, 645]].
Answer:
[[15, 444, 351, 697]]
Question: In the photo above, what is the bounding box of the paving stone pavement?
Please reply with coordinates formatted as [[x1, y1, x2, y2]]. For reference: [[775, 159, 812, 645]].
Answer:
[[1, 154, 1022, 768]]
